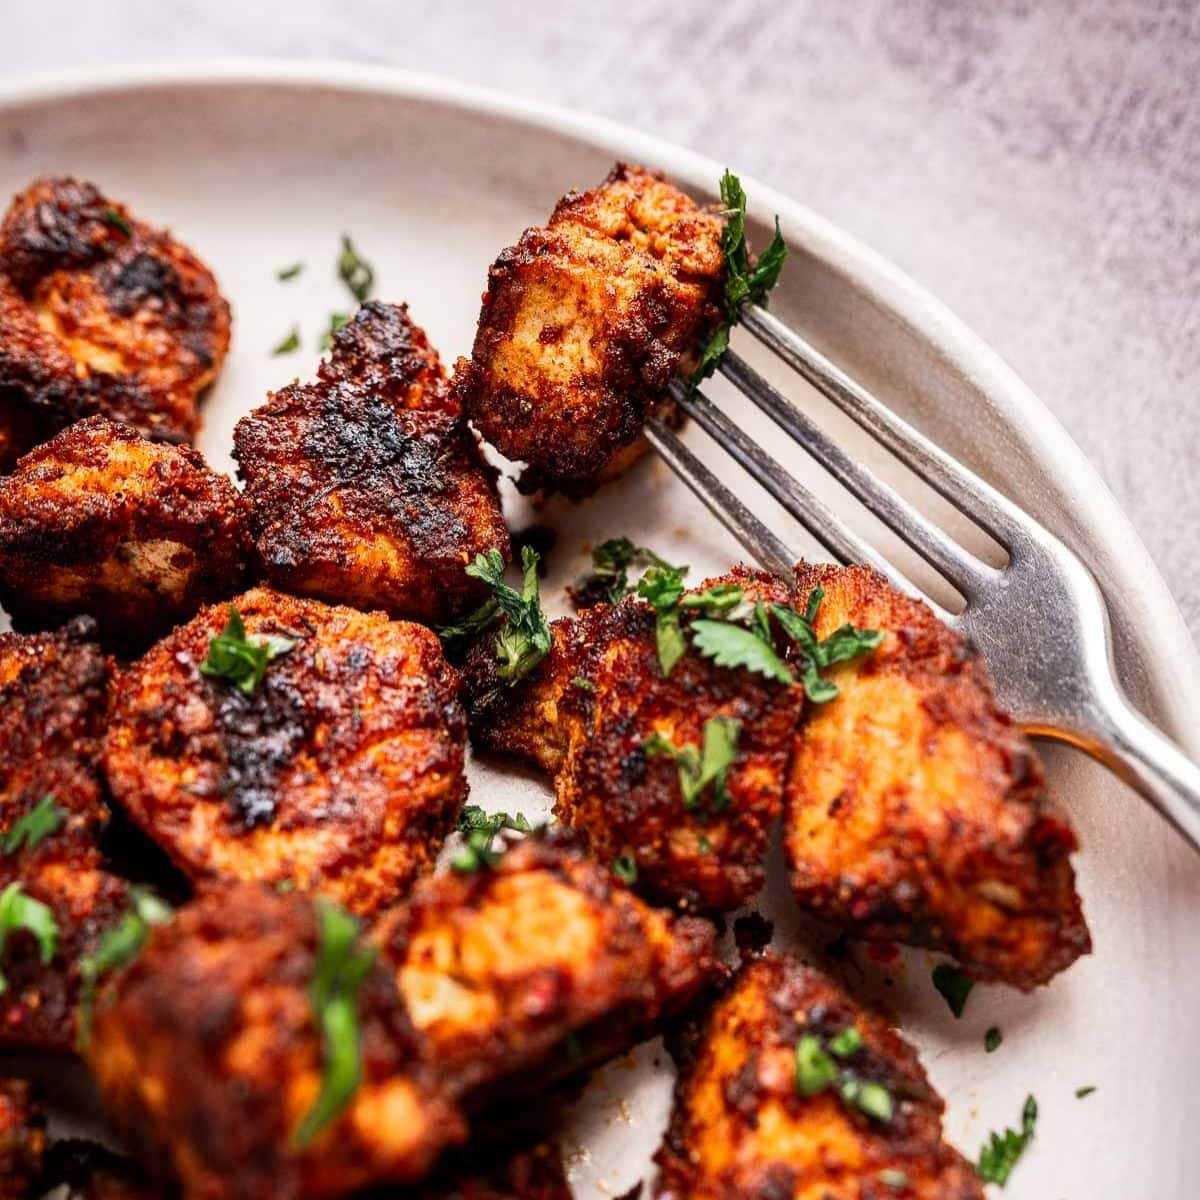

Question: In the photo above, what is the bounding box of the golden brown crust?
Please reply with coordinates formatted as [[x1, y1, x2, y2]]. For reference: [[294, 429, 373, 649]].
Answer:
[[103, 587, 468, 917], [0, 1079, 45, 1200], [0, 178, 230, 469], [372, 832, 723, 1107], [457, 163, 724, 498], [655, 953, 984, 1200], [463, 568, 801, 912], [86, 883, 465, 1200], [0, 618, 131, 1051], [785, 563, 1089, 989], [0, 416, 255, 649], [234, 302, 509, 625]]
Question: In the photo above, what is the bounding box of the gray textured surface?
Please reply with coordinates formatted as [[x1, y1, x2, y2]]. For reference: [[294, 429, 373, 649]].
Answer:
[[10, 0, 1200, 631]]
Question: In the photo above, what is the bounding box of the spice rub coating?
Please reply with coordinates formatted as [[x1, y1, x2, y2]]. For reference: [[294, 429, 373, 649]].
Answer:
[[0, 416, 254, 649], [0, 1079, 45, 1200], [371, 832, 723, 1107], [85, 883, 465, 1200], [0, 177, 230, 469], [655, 953, 983, 1200], [462, 568, 801, 912], [785, 563, 1089, 990], [0, 619, 130, 1051], [103, 588, 467, 917], [234, 302, 509, 625], [456, 163, 724, 497]]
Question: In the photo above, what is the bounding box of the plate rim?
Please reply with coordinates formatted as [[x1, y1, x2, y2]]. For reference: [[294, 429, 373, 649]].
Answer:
[[2, 55, 1197, 754]]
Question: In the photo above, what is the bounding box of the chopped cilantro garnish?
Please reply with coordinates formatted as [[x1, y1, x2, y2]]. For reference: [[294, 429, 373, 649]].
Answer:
[[1075, 1085, 1096, 1099], [931, 962, 974, 1018], [319, 311, 352, 350], [570, 676, 597, 693], [451, 806, 531, 873], [828, 1025, 863, 1058], [277, 262, 304, 281], [199, 605, 296, 694], [644, 717, 741, 812], [272, 325, 301, 355], [794, 1034, 837, 1096], [2, 796, 63, 855], [0, 882, 58, 993], [638, 563, 691, 675], [293, 898, 376, 1147], [612, 854, 638, 885], [977, 1095, 1037, 1186], [690, 170, 788, 389], [575, 537, 674, 605], [985, 1026, 1003, 1053], [102, 207, 132, 237], [337, 235, 375, 304], [690, 618, 792, 683], [769, 589, 883, 703], [839, 1076, 894, 1123], [794, 1026, 892, 1123]]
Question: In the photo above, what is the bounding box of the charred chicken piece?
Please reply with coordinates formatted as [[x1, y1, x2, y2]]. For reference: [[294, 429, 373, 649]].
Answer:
[[0, 416, 254, 649], [103, 588, 467, 917], [86, 882, 465, 1200], [412, 1138, 572, 1200], [655, 953, 984, 1200], [0, 177, 230, 470], [785, 563, 1089, 990], [234, 302, 509, 625], [462, 568, 802, 912], [372, 832, 722, 1107], [0, 618, 131, 1051], [456, 163, 724, 498], [36, 1140, 161, 1200], [0, 1079, 45, 1200]]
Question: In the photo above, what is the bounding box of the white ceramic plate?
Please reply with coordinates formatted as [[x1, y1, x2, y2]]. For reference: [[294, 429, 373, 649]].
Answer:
[[1, 61, 1197, 1200]]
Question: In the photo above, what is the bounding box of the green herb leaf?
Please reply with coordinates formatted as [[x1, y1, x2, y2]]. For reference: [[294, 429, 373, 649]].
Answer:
[[637, 564, 691, 675], [337, 235, 375, 303], [931, 962, 974, 1019], [102, 207, 132, 237], [794, 1034, 837, 1096], [577, 537, 675, 604], [644, 716, 741, 812], [277, 262, 304, 281], [977, 1094, 1037, 1186], [612, 854, 638, 885], [839, 1076, 894, 1123], [472, 548, 553, 682], [272, 325, 301, 356], [2, 796, 63, 855], [680, 584, 746, 616], [690, 619, 793, 684], [794, 1028, 894, 1124], [690, 170, 788, 389], [570, 676, 597, 693], [199, 605, 296, 694], [451, 807, 531, 873], [1075, 1085, 1096, 1099], [985, 1026, 1003, 1053], [293, 898, 376, 1148], [0, 882, 58, 993], [319, 311, 352, 350], [877, 1169, 909, 1191], [769, 592, 883, 704], [828, 1025, 863, 1058]]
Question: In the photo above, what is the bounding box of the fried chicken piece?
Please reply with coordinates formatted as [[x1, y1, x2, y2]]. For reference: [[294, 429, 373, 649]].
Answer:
[[655, 953, 984, 1200], [234, 302, 509, 625], [0, 1079, 45, 1200], [456, 163, 724, 497], [0, 177, 230, 470], [0, 416, 254, 648], [86, 882, 465, 1200], [0, 618, 131, 1051], [372, 832, 722, 1107], [785, 563, 1089, 990], [462, 569, 802, 912], [103, 587, 467, 917]]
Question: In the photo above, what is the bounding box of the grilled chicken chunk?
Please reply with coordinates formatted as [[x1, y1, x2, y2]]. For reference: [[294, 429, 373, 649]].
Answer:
[[456, 164, 724, 497], [0, 618, 131, 1052], [0, 178, 230, 470], [0, 1079, 45, 1200], [103, 588, 467, 917], [234, 302, 509, 625], [372, 832, 722, 1106], [0, 416, 254, 648], [462, 569, 801, 912], [655, 953, 984, 1200], [86, 883, 465, 1200], [785, 563, 1089, 990]]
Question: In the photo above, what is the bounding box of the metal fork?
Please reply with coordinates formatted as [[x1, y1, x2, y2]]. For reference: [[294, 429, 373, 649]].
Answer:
[[644, 302, 1200, 853]]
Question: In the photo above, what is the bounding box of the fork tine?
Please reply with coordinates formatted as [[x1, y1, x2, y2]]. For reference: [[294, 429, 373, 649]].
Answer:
[[717, 349, 994, 596], [644, 419, 797, 577], [741, 304, 1024, 544]]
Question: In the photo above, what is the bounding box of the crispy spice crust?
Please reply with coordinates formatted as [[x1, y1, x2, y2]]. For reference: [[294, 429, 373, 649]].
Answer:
[[103, 588, 468, 917], [0, 178, 230, 469], [456, 163, 724, 498], [786, 563, 1089, 990], [413, 1139, 572, 1200], [655, 953, 984, 1200], [0, 416, 255, 649], [0, 1079, 46, 1200], [234, 302, 509, 625], [372, 833, 723, 1107], [462, 568, 801, 913], [0, 618, 131, 1052], [86, 883, 465, 1200]]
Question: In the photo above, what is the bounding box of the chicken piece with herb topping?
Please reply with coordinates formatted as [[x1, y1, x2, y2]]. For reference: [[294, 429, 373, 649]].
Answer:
[[371, 831, 723, 1107], [0, 1079, 45, 1200], [0, 618, 133, 1052], [103, 587, 467, 917], [785, 563, 1089, 990], [0, 177, 230, 470], [655, 952, 984, 1200], [234, 301, 509, 626], [0, 416, 255, 649], [86, 882, 465, 1200], [455, 163, 726, 498]]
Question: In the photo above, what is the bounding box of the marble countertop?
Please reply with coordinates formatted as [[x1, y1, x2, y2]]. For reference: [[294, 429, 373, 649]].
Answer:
[[10, 0, 1200, 633]]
